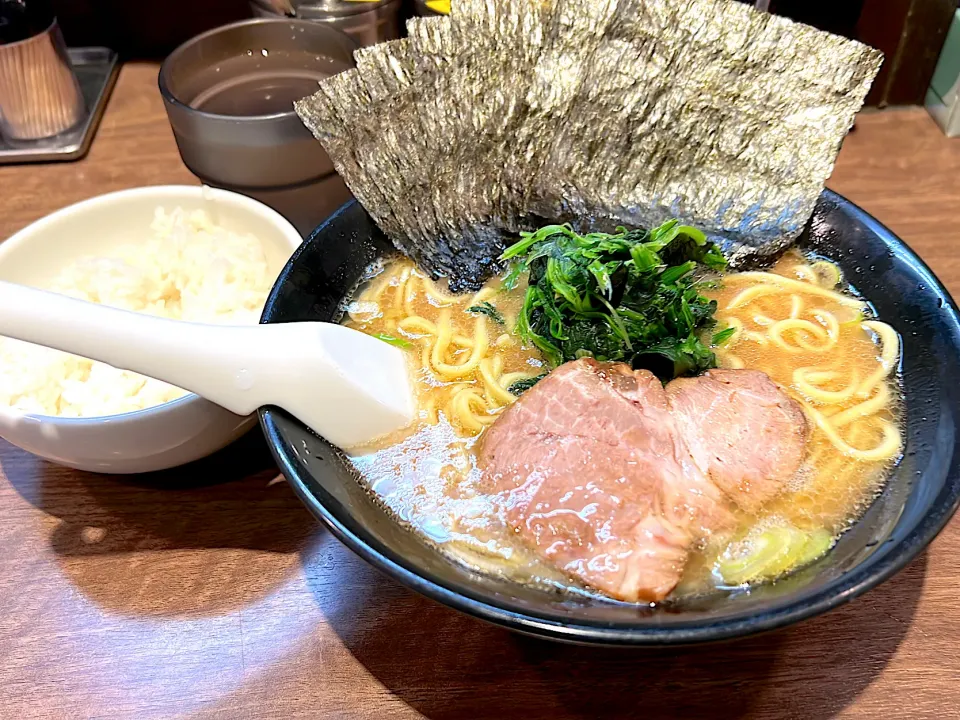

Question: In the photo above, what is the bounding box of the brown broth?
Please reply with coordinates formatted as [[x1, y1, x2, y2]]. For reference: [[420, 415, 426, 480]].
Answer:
[[342, 252, 902, 602], [708, 252, 899, 529]]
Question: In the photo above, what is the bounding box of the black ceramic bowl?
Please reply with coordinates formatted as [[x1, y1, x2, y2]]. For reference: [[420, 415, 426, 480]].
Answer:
[[259, 191, 960, 645]]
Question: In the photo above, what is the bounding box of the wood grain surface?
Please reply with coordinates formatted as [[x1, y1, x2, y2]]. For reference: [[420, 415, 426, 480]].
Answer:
[[1, 63, 959, 720]]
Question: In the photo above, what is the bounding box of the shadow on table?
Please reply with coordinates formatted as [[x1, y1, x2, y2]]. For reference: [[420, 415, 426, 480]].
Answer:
[[1, 430, 321, 617], [304, 548, 927, 720]]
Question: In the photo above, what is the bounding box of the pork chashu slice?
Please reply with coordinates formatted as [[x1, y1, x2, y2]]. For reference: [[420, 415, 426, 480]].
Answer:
[[479, 359, 807, 602]]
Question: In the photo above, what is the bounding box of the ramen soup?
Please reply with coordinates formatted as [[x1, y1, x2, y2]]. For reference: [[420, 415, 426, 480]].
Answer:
[[343, 244, 902, 603]]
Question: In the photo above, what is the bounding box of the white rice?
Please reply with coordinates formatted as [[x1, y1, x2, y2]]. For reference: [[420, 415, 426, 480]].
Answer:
[[0, 207, 275, 418]]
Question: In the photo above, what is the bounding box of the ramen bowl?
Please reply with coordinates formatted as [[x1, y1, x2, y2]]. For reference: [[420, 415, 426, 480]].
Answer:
[[259, 191, 960, 645]]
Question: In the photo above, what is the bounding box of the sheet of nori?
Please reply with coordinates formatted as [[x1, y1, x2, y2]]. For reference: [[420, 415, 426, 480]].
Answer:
[[296, 0, 883, 287], [401, 0, 557, 288], [523, 0, 883, 266]]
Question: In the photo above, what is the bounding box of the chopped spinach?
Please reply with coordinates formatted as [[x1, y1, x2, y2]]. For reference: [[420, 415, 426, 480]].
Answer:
[[507, 373, 548, 396], [501, 220, 726, 380], [467, 301, 505, 325], [712, 326, 737, 346]]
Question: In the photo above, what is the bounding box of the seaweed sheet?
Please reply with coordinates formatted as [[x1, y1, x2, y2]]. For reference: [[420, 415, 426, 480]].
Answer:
[[295, 0, 882, 288]]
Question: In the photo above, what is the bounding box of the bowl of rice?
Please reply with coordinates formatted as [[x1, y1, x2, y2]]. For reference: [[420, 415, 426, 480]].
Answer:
[[0, 185, 302, 473]]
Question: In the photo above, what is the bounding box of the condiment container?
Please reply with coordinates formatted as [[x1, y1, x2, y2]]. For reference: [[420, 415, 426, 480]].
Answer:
[[159, 18, 357, 235], [250, 0, 402, 48], [0, 2, 84, 141]]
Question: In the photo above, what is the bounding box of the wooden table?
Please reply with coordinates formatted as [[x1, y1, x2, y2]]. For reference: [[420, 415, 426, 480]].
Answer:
[[1, 62, 959, 720]]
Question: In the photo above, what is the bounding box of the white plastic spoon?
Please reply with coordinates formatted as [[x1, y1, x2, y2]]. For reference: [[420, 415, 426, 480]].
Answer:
[[0, 280, 416, 449]]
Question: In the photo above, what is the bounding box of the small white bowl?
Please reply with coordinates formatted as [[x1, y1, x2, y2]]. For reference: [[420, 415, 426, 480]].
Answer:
[[0, 185, 302, 473]]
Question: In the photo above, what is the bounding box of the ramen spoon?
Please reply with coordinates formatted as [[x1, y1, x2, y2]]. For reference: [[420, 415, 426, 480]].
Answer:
[[0, 280, 415, 449]]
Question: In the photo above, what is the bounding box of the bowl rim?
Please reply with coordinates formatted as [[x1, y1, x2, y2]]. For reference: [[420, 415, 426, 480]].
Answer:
[[260, 192, 960, 645], [0, 184, 302, 426], [158, 17, 360, 125]]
